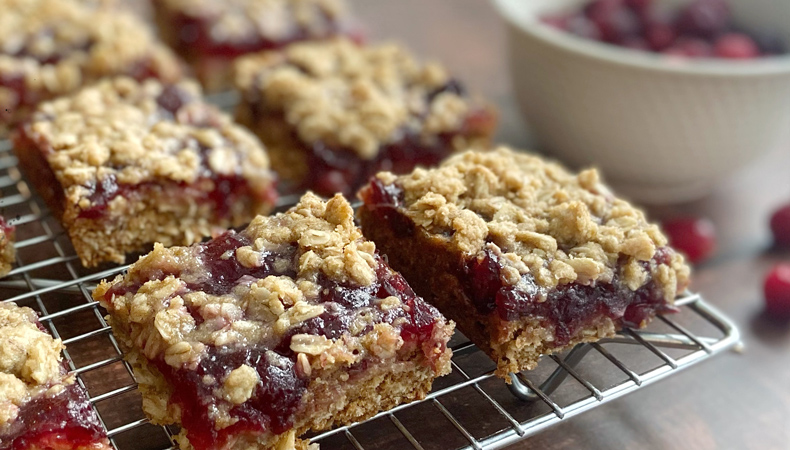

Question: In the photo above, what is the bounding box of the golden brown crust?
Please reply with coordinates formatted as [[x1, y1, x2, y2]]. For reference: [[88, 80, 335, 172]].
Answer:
[[15, 77, 276, 267], [0, 0, 183, 130], [374, 147, 690, 299], [0, 222, 15, 278], [234, 38, 487, 159]]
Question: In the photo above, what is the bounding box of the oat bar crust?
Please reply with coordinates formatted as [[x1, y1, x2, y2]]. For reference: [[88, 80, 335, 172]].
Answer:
[[0, 0, 183, 133], [233, 38, 497, 195], [0, 302, 111, 450], [0, 217, 15, 278], [152, 0, 351, 92], [358, 147, 691, 379], [94, 193, 453, 450], [13, 77, 277, 267]]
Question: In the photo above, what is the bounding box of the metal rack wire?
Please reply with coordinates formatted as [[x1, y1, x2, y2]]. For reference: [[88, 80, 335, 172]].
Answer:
[[0, 136, 741, 450]]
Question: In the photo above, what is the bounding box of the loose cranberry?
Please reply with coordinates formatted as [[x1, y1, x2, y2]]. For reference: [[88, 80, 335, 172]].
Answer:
[[764, 264, 790, 319], [663, 37, 714, 58], [661, 217, 717, 264], [714, 33, 761, 59], [677, 0, 731, 37], [770, 204, 790, 247], [645, 22, 677, 51]]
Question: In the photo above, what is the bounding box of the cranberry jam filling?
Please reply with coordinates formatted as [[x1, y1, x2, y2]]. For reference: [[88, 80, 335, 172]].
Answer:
[[102, 229, 445, 450], [465, 247, 677, 345], [1, 366, 106, 450], [361, 178, 677, 347], [61, 85, 274, 220]]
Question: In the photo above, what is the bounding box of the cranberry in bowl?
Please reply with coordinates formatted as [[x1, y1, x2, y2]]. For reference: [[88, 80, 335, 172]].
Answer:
[[492, 0, 790, 204]]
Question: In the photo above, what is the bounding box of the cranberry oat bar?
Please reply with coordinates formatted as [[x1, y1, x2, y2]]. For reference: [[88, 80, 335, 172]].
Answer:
[[358, 148, 691, 380], [0, 302, 111, 450], [152, 0, 356, 92], [93, 193, 454, 450], [0, 0, 182, 133], [14, 77, 277, 267], [234, 38, 498, 196], [0, 216, 15, 278]]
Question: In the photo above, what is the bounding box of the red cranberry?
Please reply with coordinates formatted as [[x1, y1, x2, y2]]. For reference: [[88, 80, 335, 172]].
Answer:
[[661, 217, 717, 264], [567, 16, 603, 41], [624, 0, 652, 12], [770, 204, 790, 247], [677, 0, 731, 38], [714, 33, 761, 59], [764, 264, 790, 319], [645, 22, 677, 51], [586, 1, 642, 43], [663, 37, 714, 58]]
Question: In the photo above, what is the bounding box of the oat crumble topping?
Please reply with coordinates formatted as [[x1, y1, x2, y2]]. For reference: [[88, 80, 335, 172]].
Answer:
[[96, 193, 394, 371], [234, 38, 473, 159], [375, 147, 690, 300], [25, 76, 272, 209], [94, 193, 452, 446], [0, 0, 182, 121], [157, 0, 347, 44], [0, 303, 67, 427]]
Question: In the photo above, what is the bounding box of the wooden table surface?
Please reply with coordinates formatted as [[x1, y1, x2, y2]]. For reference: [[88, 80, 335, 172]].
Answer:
[[350, 1, 790, 449]]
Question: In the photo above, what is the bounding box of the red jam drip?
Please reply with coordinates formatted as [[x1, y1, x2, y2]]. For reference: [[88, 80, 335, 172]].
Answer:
[[361, 178, 677, 346], [73, 85, 274, 220], [1, 368, 107, 450], [101, 228, 445, 450]]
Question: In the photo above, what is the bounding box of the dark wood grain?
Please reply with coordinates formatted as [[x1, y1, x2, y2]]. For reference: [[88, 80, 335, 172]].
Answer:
[[350, 1, 790, 449]]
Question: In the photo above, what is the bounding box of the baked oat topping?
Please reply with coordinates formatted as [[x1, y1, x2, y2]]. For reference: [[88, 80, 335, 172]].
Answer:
[[372, 147, 690, 300], [94, 193, 452, 449], [24, 76, 271, 209], [157, 0, 347, 44], [0, 0, 182, 124], [0, 303, 65, 426], [234, 38, 474, 159]]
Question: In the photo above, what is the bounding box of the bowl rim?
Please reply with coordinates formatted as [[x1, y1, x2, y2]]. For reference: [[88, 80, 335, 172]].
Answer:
[[491, 0, 790, 77]]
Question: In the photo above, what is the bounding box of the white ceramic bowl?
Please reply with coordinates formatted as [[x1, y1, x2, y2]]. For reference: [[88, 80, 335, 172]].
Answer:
[[492, 0, 790, 204]]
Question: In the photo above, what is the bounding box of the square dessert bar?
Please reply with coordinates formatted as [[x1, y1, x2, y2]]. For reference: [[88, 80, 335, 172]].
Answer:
[[14, 77, 278, 267], [0, 302, 111, 450], [233, 38, 498, 197], [93, 193, 454, 450], [152, 0, 355, 92], [0, 0, 182, 133], [358, 147, 691, 380], [0, 216, 15, 278]]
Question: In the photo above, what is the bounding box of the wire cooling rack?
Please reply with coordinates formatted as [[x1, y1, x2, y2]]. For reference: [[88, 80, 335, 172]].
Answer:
[[0, 135, 741, 450]]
